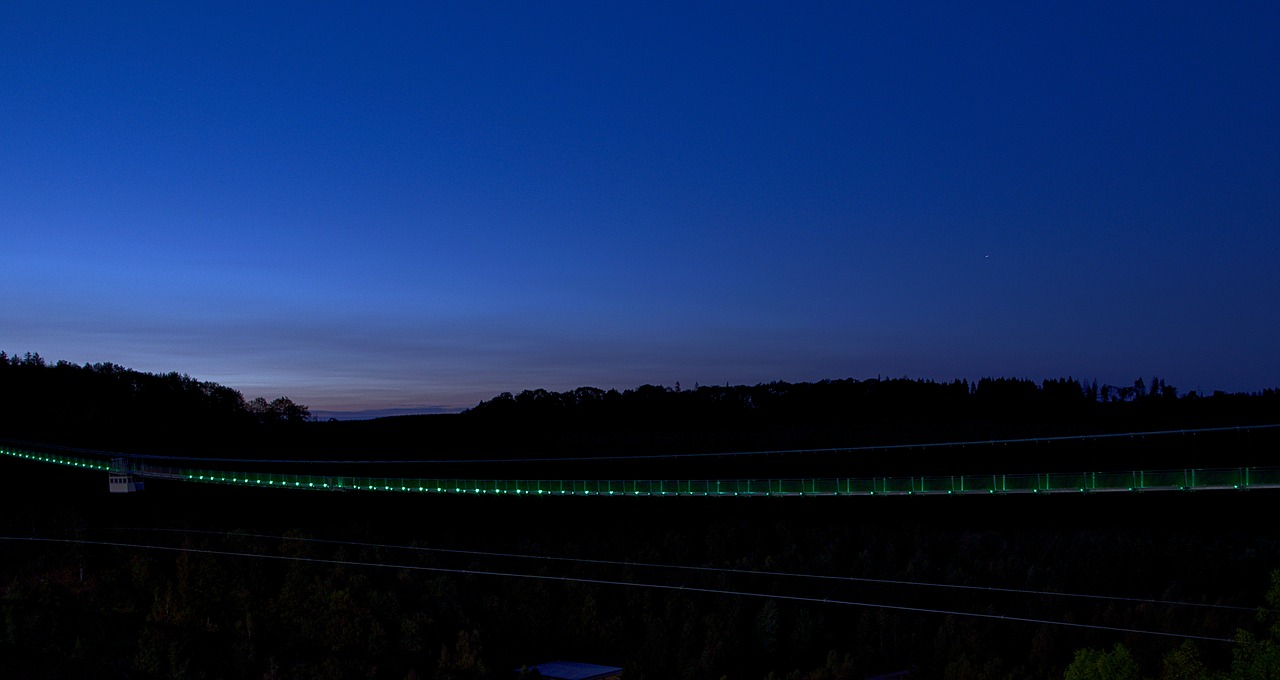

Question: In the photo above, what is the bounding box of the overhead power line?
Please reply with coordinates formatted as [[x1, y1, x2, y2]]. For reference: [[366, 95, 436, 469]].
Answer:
[[112, 527, 1257, 612], [0, 535, 1239, 644]]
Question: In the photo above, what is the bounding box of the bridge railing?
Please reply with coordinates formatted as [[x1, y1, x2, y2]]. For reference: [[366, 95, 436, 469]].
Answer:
[[9, 444, 1280, 496], [93, 464, 1280, 496]]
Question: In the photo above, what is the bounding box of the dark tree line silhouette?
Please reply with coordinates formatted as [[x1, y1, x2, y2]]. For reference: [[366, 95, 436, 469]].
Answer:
[[0, 351, 309, 453], [456, 377, 1276, 456], [3, 351, 1278, 470]]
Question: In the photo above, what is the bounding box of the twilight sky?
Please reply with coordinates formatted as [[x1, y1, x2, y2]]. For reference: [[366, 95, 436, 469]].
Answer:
[[3, 3, 1278, 414]]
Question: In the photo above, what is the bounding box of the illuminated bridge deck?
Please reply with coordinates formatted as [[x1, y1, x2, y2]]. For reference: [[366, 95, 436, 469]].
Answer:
[[4, 444, 1279, 497]]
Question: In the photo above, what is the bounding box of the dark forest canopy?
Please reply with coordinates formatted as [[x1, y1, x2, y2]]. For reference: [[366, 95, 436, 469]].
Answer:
[[452, 377, 1280, 467], [1, 350, 1277, 459], [0, 352, 309, 451]]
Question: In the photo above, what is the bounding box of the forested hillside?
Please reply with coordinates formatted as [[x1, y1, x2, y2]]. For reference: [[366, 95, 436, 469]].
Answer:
[[3, 351, 1277, 465], [3, 353, 1280, 678]]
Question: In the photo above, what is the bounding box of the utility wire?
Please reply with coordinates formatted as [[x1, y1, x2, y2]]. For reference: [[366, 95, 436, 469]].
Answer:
[[5, 424, 1276, 466], [0, 535, 1238, 644], [111, 527, 1258, 612]]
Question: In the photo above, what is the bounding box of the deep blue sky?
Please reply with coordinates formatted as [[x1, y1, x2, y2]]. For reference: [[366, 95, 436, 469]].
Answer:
[[3, 3, 1278, 413]]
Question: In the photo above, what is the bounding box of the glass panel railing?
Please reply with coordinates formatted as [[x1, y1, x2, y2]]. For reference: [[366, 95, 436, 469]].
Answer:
[[1192, 468, 1242, 488], [1138, 470, 1187, 489], [1246, 468, 1280, 487]]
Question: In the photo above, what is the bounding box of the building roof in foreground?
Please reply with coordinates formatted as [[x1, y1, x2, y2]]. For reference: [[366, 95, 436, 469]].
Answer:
[[522, 661, 623, 680]]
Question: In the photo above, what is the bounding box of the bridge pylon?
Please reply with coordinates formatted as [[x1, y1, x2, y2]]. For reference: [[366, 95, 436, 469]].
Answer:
[[108, 458, 144, 493]]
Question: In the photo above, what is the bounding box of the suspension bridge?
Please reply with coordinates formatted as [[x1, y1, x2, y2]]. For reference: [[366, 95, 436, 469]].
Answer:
[[3, 424, 1279, 497]]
